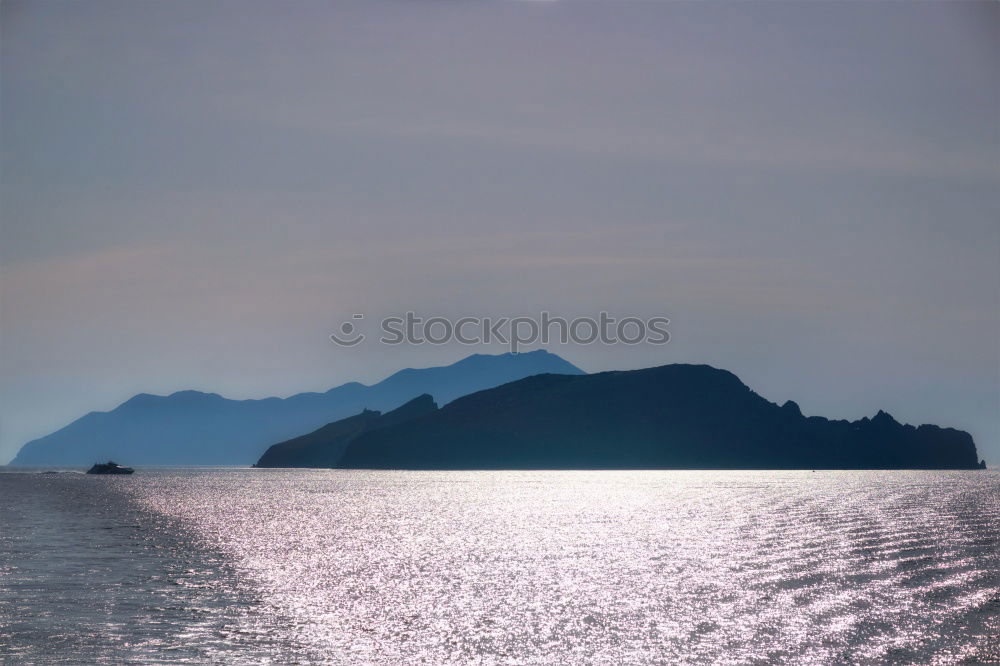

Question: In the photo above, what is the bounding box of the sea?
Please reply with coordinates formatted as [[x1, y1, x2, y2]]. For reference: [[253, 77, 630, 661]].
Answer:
[[1, 468, 997, 665]]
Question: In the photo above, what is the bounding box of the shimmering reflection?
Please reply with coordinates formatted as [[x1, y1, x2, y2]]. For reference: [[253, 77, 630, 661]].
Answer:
[[3, 469, 999, 664], [136, 469, 999, 664]]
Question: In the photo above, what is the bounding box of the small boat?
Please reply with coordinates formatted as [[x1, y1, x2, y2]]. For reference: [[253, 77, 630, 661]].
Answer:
[[86, 461, 135, 475]]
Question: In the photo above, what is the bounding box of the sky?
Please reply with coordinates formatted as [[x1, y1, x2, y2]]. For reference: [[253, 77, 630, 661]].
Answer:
[[1, 0, 998, 464]]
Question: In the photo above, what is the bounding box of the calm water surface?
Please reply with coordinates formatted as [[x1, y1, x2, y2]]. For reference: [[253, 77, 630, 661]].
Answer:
[[2, 468, 998, 664]]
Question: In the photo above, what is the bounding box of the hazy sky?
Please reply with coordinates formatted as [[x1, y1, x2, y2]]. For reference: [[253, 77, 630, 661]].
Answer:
[[2, 0, 998, 464]]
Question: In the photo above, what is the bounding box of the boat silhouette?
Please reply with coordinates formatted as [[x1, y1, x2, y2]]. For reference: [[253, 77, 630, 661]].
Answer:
[[86, 461, 135, 475]]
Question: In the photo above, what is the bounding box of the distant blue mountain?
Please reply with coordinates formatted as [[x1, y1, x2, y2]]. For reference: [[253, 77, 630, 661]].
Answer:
[[10, 351, 584, 466]]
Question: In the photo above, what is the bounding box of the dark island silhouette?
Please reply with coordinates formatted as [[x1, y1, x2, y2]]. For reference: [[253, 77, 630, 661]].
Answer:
[[257, 364, 985, 470], [10, 351, 583, 466]]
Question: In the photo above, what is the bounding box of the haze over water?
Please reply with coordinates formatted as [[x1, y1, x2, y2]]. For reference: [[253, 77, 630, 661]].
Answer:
[[2, 468, 997, 664]]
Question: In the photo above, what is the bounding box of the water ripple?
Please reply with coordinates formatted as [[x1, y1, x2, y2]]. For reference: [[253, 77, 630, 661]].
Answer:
[[2, 468, 998, 664]]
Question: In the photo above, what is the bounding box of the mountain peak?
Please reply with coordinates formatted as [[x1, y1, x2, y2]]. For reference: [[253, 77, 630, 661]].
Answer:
[[380, 350, 584, 387], [872, 409, 899, 426]]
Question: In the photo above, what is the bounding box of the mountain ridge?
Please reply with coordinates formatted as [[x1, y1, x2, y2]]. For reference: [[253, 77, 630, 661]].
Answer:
[[323, 363, 985, 470], [10, 350, 584, 466], [254, 394, 439, 468]]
